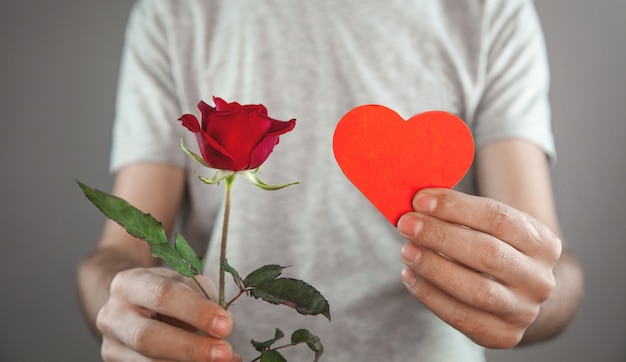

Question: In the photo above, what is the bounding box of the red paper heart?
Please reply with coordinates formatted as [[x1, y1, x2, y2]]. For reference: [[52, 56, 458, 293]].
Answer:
[[333, 105, 474, 225]]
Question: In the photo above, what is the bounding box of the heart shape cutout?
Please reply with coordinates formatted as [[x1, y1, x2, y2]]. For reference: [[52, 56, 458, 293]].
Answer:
[[333, 105, 474, 225]]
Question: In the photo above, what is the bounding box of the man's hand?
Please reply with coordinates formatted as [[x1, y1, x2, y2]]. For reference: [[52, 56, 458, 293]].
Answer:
[[96, 267, 239, 362], [398, 188, 562, 348]]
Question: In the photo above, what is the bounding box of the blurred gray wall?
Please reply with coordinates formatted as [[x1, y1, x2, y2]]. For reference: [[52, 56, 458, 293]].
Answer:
[[0, 1, 624, 361]]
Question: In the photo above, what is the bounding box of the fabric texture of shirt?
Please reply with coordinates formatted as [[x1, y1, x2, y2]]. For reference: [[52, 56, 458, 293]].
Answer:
[[110, 0, 554, 360]]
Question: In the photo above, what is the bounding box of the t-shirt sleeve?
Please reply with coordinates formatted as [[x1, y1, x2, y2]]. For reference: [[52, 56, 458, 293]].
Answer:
[[109, 0, 186, 172], [473, 0, 556, 163]]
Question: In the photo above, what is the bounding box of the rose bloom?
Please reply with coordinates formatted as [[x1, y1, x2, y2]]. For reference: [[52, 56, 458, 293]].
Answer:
[[179, 97, 296, 171]]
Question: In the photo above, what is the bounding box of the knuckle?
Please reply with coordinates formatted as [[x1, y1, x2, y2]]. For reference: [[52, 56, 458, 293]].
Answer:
[[469, 321, 524, 349], [109, 268, 141, 296], [95, 299, 123, 338], [488, 329, 524, 349], [525, 220, 551, 255], [413, 251, 443, 284], [546, 235, 564, 261], [486, 201, 511, 238], [478, 241, 508, 272], [509, 302, 537, 330], [409, 275, 432, 301], [100, 339, 115, 361], [185, 341, 213, 361], [508, 301, 541, 334], [523, 304, 542, 325], [520, 216, 562, 262], [425, 221, 452, 251], [95, 305, 111, 335], [109, 272, 127, 295], [149, 279, 177, 310], [475, 282, 507, 313], [448, 311, 475, 334], [535, 272, 556, 302], [444, 309, 524, 349], [128, 323, 151, 354]]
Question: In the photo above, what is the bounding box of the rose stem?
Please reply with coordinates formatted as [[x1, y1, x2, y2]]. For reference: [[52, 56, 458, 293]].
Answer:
[[218, 175, 235, 308], [225, 288, 246, 310]]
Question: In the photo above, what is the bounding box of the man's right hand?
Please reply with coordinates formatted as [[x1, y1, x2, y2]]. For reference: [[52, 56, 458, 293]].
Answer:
[[96, 267, 239, 362]]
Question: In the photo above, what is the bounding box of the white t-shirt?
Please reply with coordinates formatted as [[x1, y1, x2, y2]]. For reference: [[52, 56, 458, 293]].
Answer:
[[110, 1, 555, 360]]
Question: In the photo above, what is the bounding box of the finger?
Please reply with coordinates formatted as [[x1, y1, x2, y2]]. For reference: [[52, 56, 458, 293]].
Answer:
[[101, 337, 171, 362], [186, 273, 219, 301], [401, 242, 522, 317], [110, 306, 234, 362], [401, 268, 530, 349], [111, 269, 234, 338], [408, 188, 561, 261], [399, 213, 537, 287]]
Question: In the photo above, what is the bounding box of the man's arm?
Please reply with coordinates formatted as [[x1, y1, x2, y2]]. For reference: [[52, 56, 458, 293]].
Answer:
[[77, 163, 238, 361], [475, 139, 584, 345]]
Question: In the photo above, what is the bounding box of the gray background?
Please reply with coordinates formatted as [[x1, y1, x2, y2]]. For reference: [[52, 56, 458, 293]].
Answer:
[[1, 1, 624, 361]]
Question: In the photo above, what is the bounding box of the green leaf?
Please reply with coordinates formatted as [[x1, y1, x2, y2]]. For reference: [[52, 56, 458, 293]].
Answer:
[[77, 181, 168, 245], [174, 233, 203, 273], [239, 170, 299, 191], [243, 264, 287, 288], [291, 329, 323, 362], [250, 278, 331, 320], [251, 328, 284, 352], [222, 259, 245, 290], [77, 181, 201, 278], [260, 350, 287, 362], [150, 244, 197, 277]]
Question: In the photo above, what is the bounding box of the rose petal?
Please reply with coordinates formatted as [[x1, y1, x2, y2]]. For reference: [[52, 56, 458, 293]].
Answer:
[[213, 96, 238, 112], [248, 119, 296, 168], [178, 114, 201, 132], [207, 111, 273, 170], [242, 103, 268, 116], [267, 118, 296, 135], [198, 101, 215, 131], [199, 132, 235, 161], [248, 134, 280, 169], [194, 133, 236, 169]]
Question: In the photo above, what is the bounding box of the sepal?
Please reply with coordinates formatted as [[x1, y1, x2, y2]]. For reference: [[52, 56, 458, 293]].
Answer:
[[240, 169, 299, 191], [197, 169, 236, 185], [181, 138, 209, 167]]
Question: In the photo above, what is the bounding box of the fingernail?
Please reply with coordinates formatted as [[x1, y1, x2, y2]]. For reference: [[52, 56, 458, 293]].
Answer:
[[210, 343, 231, 361], [401, 268, 416, 286], [211, 315, 232, 337], [414, 193, 436, 213], [401, 243, 421, 263], [397, 215, 423, 236]]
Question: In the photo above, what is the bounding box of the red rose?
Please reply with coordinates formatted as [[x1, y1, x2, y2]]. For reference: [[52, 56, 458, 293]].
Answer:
[[179, 97, 296, 171]]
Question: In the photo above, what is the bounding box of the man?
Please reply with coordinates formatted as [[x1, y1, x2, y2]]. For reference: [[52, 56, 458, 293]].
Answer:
[[78, 1, 583, 361]]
